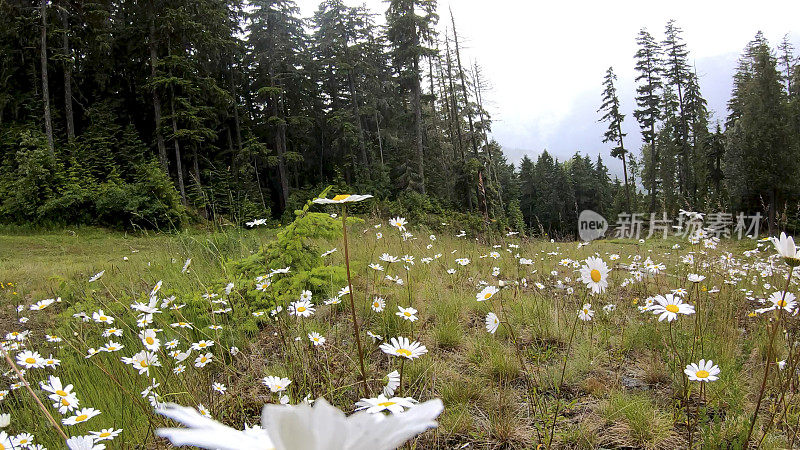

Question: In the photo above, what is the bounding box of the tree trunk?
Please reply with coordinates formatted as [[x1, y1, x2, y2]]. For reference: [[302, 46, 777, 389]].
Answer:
[[616, 122, 631, 211], [473, 62, 504, 211], [169, 90, 186, 204], [445, 35, 464, 162], [149, 16, 168, 172], [60, 6, 74, 141], [649, 124, 657, 212], [269, 68, 289, 211], [451, 10, 479, 157], [229, 58, 243, 186], [768, 189, 776, 237], [412, 55, 426, 194], [192, 145, 205, 218], [373, 109, 384, 168], [348, 72, 369, 167], [444, 34, 471, 210], [40, 0, 54, 157]]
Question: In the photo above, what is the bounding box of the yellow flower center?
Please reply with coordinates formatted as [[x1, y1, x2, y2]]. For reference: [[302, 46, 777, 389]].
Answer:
[[146, 337, 155, 345], [140, 361, 148, 367], [778, 299, 787, 307], [100, 432, 111, 437], [377, 401, 397, 407], [76, 414, 88, 422], [25, 357, 36, 364], [200, 357, 207, 363], [56, 390, 68, 397], [373, 302, 379, 307], [297, 306, 306, 312], [61, 398, 70, 406], [396, 349, 412, 357], [100, 316, 107, 321], [590, 269, 602, 283], [666, 304, 680, 313], [332, 194, 351, 201], [404, 312, 411, 316], [696, 370, 709, 378], [484, 293, 492, 299], [583, 309, 588, 314]]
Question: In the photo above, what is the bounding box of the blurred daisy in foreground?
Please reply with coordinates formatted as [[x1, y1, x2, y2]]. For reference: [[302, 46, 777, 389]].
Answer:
[[156, 397, 442, 450]]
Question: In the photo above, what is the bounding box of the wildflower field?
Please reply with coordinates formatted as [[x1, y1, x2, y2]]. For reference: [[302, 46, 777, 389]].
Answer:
[[1, 202, 799, 449]]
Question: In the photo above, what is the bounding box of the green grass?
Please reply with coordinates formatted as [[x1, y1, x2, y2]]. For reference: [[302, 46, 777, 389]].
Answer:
[[0, 224, 796, 448]]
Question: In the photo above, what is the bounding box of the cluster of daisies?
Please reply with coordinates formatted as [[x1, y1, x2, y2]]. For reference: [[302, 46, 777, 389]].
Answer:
[[1, 300, 122, 448]]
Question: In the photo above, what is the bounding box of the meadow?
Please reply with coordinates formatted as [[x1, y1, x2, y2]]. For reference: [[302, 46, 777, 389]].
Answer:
[[0, 202, 798, 449]]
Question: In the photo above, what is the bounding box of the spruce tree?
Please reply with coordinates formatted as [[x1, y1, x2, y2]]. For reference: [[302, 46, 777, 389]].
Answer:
[[633, 28, 662, 212], [724, 32, 797, 235], [598, 66, 631, 211], [662, 20, 692, 203]]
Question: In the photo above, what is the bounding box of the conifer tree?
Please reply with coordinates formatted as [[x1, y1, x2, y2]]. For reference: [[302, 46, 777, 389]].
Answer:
[[634, 28, 662, 211], [662, 20, 692, 203], [724, 32, 798, 235], [598, 66, 631, 211], [386, 0, 438, 194]]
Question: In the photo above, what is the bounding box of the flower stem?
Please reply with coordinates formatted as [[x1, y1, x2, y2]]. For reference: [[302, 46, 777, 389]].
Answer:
[[342, 206, 368, 395], [744, 268, 793, 447], [547, 313, 579, 448], [0, 345, 69, 441]]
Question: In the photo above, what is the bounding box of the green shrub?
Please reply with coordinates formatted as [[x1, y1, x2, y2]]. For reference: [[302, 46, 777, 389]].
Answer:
[[234, 190, 360, 309]]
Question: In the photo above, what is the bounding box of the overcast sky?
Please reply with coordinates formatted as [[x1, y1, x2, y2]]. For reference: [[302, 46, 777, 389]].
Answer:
[[295, 0, 800, 177]]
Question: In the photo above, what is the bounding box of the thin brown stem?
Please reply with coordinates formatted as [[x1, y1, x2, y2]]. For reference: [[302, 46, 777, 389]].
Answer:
[[342, 206, 368, 395], [745, 268, 793, 447], [1, 345, 69, 441]]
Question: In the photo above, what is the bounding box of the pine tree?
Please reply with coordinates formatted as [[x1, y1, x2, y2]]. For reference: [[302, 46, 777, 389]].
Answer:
[[386, 0, 438, 194], [40, 0, 54, 156], [248, 0, 306, 211], [684, 69, 710, 203], [634, 28, 662, 212], [662, 20, 692, 204], [724, 32, 798, 235], [598, 66, 631, 211], [778, 34, 796, 95]]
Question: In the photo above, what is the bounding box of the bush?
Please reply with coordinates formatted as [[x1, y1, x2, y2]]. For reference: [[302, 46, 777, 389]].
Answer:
[[0, 122, 186, 229], [234, 190, 360, 310]]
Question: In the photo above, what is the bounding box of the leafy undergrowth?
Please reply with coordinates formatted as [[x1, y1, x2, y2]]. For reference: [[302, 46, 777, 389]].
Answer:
[[0, 214, 796, 449]]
